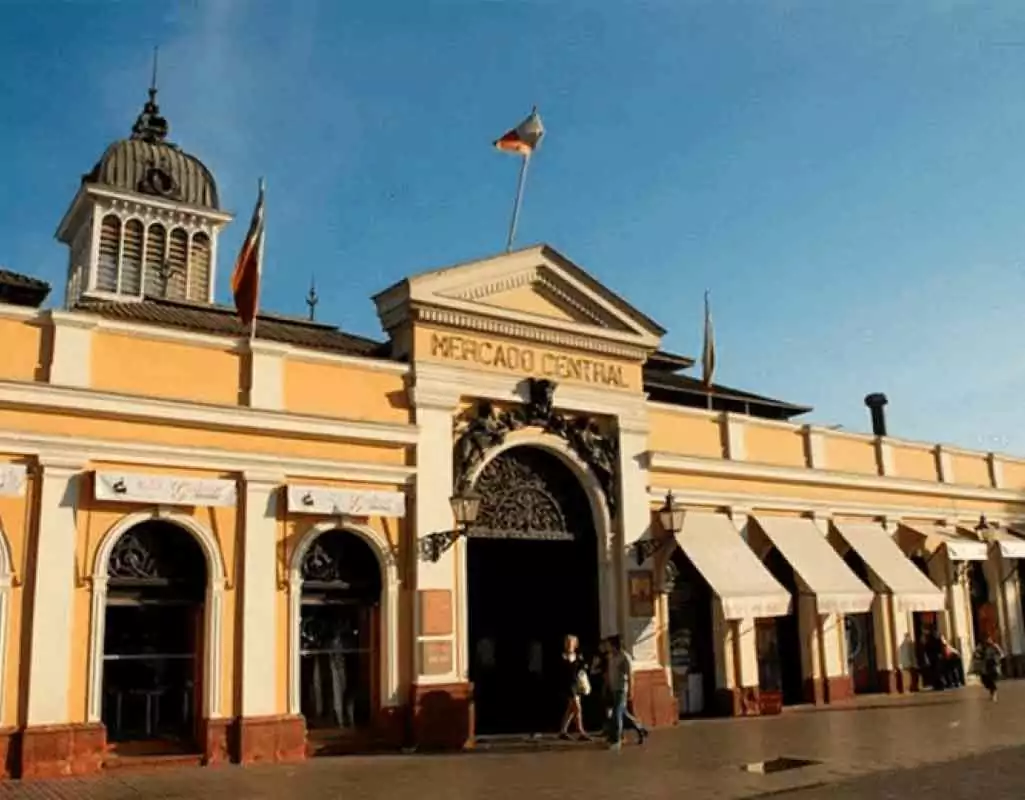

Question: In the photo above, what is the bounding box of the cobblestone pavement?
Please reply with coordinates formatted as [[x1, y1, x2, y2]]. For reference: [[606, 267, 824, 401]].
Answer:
[[3, 683, 1025, 799]]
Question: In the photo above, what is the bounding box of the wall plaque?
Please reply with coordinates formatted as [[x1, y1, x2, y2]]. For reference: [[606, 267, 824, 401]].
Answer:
[[420, 640, 453, 676], [419, 589, 453, 636], [0, 464, 26, 498], [94, 471, 237, 507], [628, 570, 655, 618], [286, 485, 406, 518]]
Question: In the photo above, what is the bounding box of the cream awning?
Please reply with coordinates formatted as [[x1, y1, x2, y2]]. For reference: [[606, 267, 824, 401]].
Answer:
[[752, 516, 874, 615], [676, 512, 791, 620], [986, 527, 1025, 560], [900, 523, 987, 562], [833, 522, 945, 613]]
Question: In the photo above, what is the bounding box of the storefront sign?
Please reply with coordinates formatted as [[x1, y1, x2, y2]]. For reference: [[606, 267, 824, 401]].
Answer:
[[94, 472, 237, 507], [429, 332, 628, 387], [0, 464, 26, 498], [286, 485, 406, 518]]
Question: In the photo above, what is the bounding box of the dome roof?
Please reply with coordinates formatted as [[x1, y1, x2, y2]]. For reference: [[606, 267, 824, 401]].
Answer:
[[83, 88, 219, 210]]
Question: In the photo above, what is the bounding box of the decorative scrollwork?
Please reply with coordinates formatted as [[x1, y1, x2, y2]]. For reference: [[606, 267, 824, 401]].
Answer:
[[452, 378, 619, 517], [302, 541, 346, 585], [469, 447, 586, 541], [299, 532, 382, 598], [109, 530, 160, 580]]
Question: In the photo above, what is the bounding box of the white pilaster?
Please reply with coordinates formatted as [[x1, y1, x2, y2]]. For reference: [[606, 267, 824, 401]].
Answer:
[[988, 453, 1004, 489], [25, 459, 82, 726], [797, 592, 821, 688], [409, 384, 460, 683], [722, 413, 746, 461], [875, 437, 894, 477], [618, 416, 654, 662], [240, 473, 283, 717], [245, 341, 287, 411], [935, 446, 954, 484], [734, 616, 759, 689], [48, 312, 95, 388], [804, 426, 826, 469]]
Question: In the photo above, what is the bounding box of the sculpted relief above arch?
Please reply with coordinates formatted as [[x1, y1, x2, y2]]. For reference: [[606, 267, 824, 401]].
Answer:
[[452, 378, 620, 518]]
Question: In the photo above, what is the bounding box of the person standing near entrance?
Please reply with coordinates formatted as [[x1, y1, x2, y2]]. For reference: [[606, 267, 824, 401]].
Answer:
[[606, 635, 648, 750], [558, 634, 592, 741]]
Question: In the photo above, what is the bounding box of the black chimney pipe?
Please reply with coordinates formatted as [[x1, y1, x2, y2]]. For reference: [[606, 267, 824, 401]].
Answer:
[[864, 393, 888, 437]]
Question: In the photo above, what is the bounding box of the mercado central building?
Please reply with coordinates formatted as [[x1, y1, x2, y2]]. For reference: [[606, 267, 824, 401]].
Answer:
[[2, 89, 1025, 780]]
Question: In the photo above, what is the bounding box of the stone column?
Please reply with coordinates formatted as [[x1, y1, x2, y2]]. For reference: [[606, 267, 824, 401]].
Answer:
[[236, 473, 303, 764], [797, 591, 824, 704], [407, 386, 468, 749], [21, 460, 104, 778]]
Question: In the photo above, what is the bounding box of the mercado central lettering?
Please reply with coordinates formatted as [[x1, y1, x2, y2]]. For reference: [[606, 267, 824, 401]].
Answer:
[[429, 332, 627, 387]]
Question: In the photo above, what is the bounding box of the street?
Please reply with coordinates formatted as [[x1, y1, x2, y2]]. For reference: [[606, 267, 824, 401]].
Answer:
[[3, 683, 1025, 799]]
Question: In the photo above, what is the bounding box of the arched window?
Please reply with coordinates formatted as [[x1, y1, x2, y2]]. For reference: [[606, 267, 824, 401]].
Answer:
[[188, 233, 211, 303], [166, 228, 189, 300], [121, 219, 144, 296], [144, 223, 167, 298], [96, 214, 121, 293]]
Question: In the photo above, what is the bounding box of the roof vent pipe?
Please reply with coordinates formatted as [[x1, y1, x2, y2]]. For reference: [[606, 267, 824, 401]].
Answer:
[[864, 393, 888, 437]]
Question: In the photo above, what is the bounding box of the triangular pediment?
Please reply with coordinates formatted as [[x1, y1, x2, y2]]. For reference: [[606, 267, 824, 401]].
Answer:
[[373, 245, 665, 352]]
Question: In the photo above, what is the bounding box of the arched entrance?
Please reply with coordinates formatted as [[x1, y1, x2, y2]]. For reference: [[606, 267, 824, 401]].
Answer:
[[759, 548, 803, 707], [666, 547, 715, 717], [466, 446, 601, 736], [843, 550, 879, 694], [101, 520, 207, 753], [298, 529, 382, 742]]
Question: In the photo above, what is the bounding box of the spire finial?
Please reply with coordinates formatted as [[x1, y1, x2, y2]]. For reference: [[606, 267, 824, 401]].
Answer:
[[150, 46, 159, 98], [306, 275, 319, 321], [131, 46, 169, 143]]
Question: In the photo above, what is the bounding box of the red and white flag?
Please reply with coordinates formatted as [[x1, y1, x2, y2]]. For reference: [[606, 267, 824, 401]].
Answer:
[[231, 180, 265, 330], [494, 107, 545, 156]]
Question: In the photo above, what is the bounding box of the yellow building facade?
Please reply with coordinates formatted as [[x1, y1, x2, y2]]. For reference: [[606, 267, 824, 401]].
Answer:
[[1, 86, 1025, 779]]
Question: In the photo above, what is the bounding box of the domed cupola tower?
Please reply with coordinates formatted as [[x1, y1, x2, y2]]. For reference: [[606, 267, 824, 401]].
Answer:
[[56, 70, 233, 308]]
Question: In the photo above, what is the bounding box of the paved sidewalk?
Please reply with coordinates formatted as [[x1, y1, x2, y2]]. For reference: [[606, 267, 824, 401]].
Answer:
[[2, 683, 1024, 799]]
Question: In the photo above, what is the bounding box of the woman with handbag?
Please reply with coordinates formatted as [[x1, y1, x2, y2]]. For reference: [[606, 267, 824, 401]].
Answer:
[[558, 634, 592, 740]]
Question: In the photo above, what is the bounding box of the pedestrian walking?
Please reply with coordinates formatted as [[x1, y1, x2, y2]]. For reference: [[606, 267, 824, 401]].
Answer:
[[976, 634, 1005, 702], [557, 634, 592, 741], [605, 635, 648, 750]]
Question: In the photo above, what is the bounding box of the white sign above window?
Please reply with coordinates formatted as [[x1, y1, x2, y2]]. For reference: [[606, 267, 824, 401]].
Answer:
[[286, 485, 406, 518], [94, 471, 237, 508], [0, 464, 26, 498]]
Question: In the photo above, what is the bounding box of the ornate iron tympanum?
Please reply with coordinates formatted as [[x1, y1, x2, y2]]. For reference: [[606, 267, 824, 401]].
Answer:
[[106, 521, 206, 595], [452, 378, 619, 518], [470, 448, 574, 540], [108, 530, 160, 581], [300, 532, 382, 598]]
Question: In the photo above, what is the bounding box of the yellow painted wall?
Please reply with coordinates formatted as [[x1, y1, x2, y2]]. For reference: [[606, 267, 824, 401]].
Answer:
[[823, 435, 879, 476], [1002, 460, 1025, 491], [743, 423, 807, 468], [0, 317, 44, 382], [648, 409, 723, 459], [283, 360, 410, 424], [413, 323, 644, 392], [0, 469, 30, 729], [0, 409, 409, 466], [650, 471, 1025, 516], [91, 332, 241, 405], [951, 453, 992, 488], [891, 445, 937, 482], [69, 476, 238, 723]]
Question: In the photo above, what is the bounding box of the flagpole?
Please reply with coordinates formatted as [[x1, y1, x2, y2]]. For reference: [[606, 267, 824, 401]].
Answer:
[[250, 177, 265, 342], [505, 152, 531, 252]]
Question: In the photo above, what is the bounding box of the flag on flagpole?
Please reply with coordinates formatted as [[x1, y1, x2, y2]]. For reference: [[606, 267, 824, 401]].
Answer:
[[494, 107, 545, 156], [701, 290, 716, 389], [231, 179, 265, 332]]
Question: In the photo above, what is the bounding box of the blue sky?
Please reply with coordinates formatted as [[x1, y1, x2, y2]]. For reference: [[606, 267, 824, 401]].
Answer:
[[2, 1, 1025, 453]]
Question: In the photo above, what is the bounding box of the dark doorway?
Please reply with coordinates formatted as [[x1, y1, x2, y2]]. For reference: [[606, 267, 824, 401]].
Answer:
[[467, 447, 601, 736], [299, 530, 382, 739], [760, 548, 803, 706], [666, 547, 715, 717], [102, 521, 206, 753], [967, 561, 991, 645], [843, 550, 879, 694]]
